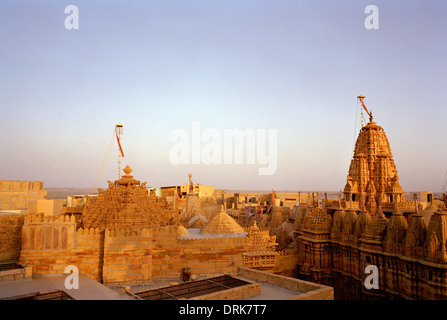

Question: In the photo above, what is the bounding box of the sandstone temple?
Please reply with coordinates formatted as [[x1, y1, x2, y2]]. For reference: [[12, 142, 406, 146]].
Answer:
[[6, 166, 294, 287], [0, 101, 446, 300], [293, 117, 447, 299]]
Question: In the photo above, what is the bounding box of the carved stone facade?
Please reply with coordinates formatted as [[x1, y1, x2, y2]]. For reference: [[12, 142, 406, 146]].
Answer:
[[296, 119, 447, 299], [17, 166, 281, 286], [343, 121, 404, 215], [81, 165, 175, 231]]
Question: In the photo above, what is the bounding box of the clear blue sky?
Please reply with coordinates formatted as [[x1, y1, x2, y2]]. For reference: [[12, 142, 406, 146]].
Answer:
[[0, 0, 446, 192]]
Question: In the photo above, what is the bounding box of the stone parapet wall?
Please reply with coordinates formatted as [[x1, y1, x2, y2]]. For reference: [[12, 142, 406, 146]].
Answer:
[[191, 281, 261, 300], [0, 266, 32, 281], [237, 266, 334, 300], [21, 214, 77, 251]]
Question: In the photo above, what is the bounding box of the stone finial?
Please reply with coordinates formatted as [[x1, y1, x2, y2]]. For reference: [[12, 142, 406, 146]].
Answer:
[[123, 165, 132, 175]]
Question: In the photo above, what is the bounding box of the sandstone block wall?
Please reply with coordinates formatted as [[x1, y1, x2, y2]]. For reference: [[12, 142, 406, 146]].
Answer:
[[27, 199, 64, 216], [273, 250, 299, 277], [102, 228, 153, 285], [151, 226, 250, 279], [0, 266, 32, 281], [0, 213, 26, 262], [0, 180, 47, 210]]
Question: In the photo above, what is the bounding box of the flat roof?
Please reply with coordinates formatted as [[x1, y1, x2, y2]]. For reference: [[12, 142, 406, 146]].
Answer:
[[0, 274, 131, 300]]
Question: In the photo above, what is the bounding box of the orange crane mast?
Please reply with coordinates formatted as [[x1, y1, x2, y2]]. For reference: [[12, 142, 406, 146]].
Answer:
[[357, 95, 373, 123]]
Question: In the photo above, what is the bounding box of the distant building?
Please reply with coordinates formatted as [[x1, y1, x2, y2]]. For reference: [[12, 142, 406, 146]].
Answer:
[[0, 180, 47, 210]]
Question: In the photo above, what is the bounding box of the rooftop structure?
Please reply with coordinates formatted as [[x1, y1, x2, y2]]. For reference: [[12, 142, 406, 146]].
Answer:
[[81, 165, 176, 231]]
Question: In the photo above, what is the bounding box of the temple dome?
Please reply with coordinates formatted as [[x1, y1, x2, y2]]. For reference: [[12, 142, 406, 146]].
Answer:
[[302, 204, 332, 234], [425, 207, 447, 263], [354, 208, 372, 241], [364, 208, 388, 240], [341, 208, 358, 243], [404, 211, 427, 257], [331, 208, 345, 240], [385, 206, 408, 252], [201, 205, 245, 235]]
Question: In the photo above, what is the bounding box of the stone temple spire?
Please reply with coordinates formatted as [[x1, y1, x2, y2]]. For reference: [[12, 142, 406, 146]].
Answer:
[[343, 110, 404, 214]]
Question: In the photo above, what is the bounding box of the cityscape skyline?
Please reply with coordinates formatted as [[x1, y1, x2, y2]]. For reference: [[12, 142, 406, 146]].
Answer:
[[1, 1, 446, 192]]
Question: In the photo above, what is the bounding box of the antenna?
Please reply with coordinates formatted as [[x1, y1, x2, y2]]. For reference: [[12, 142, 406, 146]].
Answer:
[[115, 123, 124, 179]]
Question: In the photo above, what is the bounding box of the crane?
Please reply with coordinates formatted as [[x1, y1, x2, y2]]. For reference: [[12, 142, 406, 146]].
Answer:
[[93, 123, 125, 189], [357, 95, 373, 124], [115, 123, 124, 179]]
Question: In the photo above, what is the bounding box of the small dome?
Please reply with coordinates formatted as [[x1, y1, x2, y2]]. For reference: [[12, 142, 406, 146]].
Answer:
[[405, 213, 427, 249], [177, 225, 190, 236], [342, 208, 358, 236], [426, 208, 447, 262], [364, 209, 388, 239], [331, 209, 345, 234], [302, 205, 332, 233], [385, 209, 408, 250], [354, 208, 372, 240], [201, 205, 245, 235]]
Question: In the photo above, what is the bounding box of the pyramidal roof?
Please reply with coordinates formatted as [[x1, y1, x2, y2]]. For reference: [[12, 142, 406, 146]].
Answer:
[[201, 205, 245, 235]]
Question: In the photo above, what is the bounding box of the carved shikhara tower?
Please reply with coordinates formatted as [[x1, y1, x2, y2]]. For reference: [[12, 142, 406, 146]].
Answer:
[[344, 120, 404, 214], [294, 110, 447, 300]]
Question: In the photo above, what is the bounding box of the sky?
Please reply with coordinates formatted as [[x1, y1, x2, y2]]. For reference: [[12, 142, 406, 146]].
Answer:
[[0, 0, 446, 192]]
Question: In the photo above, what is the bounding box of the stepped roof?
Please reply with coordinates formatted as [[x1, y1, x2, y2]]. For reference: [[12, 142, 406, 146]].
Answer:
[[201, 205, 245, 235], [81, 165, 176, 230]]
